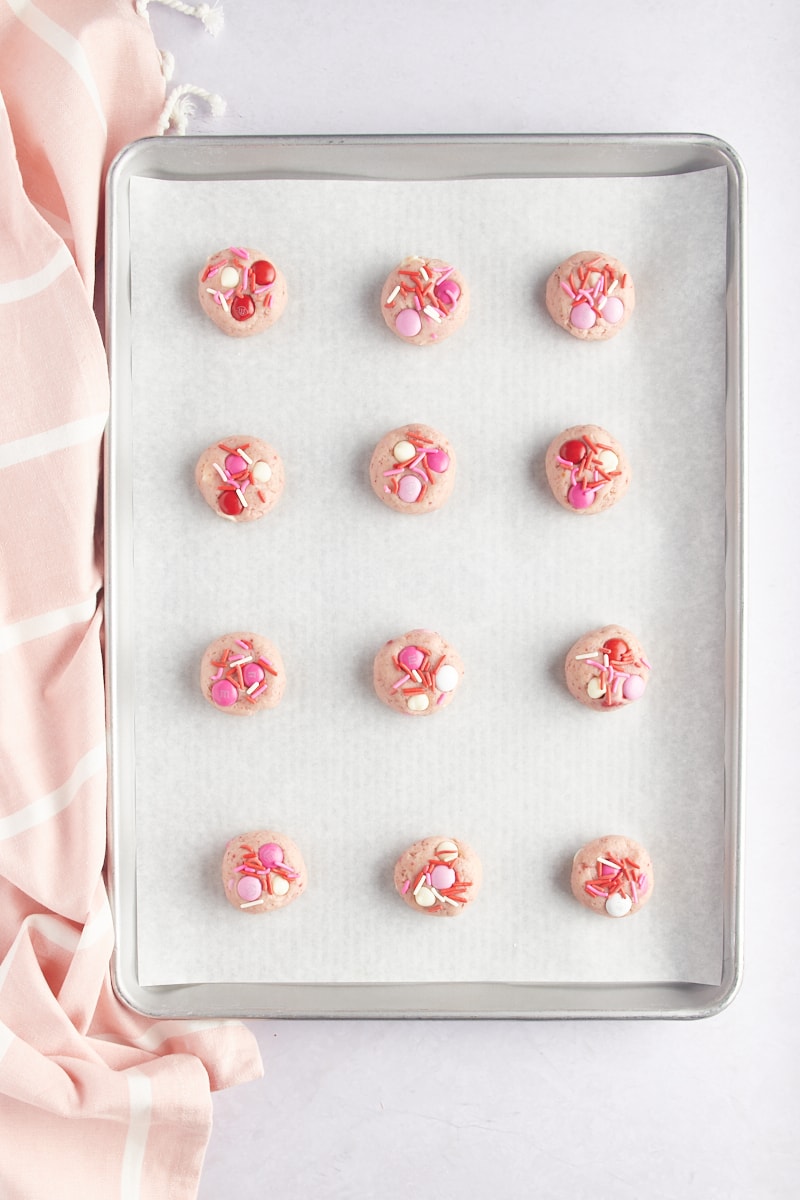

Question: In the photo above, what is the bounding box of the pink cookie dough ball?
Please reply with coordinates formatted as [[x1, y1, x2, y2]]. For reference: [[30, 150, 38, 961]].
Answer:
[[380, 256, 469, 345], [570, 834, 654, 918], [544, 424, 631, 515], [393, 836, 482, 916], [369, 423, 456, 515], [194, 434, 285, 522], [373, 629, 464, 716], [221, 830, 308, 913], [564, 624, 651, 712], [200, 632, 286, 715], [545, 251, 635, 341], [198, 246, 288, 338]]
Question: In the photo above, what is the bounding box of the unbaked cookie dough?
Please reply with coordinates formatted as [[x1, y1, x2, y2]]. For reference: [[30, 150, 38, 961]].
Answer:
[[393, 836, 481, 916], [380, 256, 469, 345], [564, 625, 650, 711], [198, 246, 288, 337], [373, 629, 464, 716], [194, 435, 285, 522], [369, 423, 455, 513], [221, 830, 307, 913], [200, 632, 286, 714], [545, 424, 631, 514], [545, 251, 634, 340], [570, 834, 654, 918]]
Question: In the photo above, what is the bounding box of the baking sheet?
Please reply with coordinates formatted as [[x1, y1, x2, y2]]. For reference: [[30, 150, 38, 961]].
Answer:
[[125, 166, 728, 989]]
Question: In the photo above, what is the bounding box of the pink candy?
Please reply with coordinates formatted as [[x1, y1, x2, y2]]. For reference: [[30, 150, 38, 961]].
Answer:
[[434, 278, 460, 307], [568, 484, 594, 509], [258, 842, 284, 869], [430, 864, 456, 891], [569, 301, 596, 330], [623, 674, 646, 701], [397, 474, 423, 503], [425, 449, 450, 474], [210, 679, 238, 707], [225, 453, 247, 475], [397, 645, 425, 672], [602, 296, 624, 324], [395, 307, 422, 337], [236, 875, 262, 902], [242, 662, 265, 687]]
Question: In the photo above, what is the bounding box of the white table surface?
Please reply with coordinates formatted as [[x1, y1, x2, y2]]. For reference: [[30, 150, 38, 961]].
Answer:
[[142, 2, 798, 1196]]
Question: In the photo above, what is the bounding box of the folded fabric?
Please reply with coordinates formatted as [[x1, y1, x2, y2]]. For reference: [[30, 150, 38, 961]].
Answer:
[[0, 3, 262, 1197]]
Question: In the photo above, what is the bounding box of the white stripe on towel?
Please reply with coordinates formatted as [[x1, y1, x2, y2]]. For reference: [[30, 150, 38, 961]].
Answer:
[[0, 241, 74, 303], [0, 743, 105, 841], [0, 411, 107, 470], [0, 596, 98, 655]]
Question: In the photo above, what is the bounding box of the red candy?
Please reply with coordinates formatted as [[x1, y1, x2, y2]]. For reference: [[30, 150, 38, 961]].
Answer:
[[231, 294, 255, 322], [560, 439, 586, 464], [252, 260, 276, 287], [218, 490, 243, 517], [603, 637, 630, 661]]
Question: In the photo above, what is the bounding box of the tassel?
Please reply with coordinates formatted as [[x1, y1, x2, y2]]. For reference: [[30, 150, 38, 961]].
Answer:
[[137, 0, 224, 36], [156, 84, 226, 136]]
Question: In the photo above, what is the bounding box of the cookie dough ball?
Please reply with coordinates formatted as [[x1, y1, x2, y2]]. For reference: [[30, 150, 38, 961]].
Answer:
[[221, 830, 307, 913], [565, 625, 650, 711], [373, 629, 464, 716], [545, 424, 631, 514], [380, 256, 469, 345], [570, 834, 654, 918], [545, 251, 634, 341], [393, 836, 481, 916], [369, 423, 455, 514], [198, 246, 288, 337], [200, 632, 286, 714], [195, 435, 285, 522]]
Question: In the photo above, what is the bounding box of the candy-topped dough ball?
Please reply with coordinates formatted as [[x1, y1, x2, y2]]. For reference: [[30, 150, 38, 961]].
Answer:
[[545, 424, 631, 515], [394, 836, 482, 917], [221, 830, 307, 914], [369, 423, 456, 514], [565, 624, 651, 712], [373, 629, 464, 716], [545, 251, 634, 341], [195, 435, 285, 523], [198, 246, 288, 338], [200, 632, 286, 715], [380, 256, 469, 345], [570, 834, 654, 918]]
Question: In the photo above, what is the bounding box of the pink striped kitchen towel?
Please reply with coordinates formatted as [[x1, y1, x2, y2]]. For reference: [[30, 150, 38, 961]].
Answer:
[[0, 3, 263, 1197]]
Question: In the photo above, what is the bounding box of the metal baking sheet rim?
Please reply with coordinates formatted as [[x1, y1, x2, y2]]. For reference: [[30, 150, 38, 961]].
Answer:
[[104, 133, 746, 1021]]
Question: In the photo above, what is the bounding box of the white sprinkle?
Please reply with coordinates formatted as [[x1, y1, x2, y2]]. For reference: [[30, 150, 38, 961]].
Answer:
[[597, 857, 621, 870], [603, 653, 609, 668], [608, 279, 619, 294], [229, 655, 253, 666], [575, 652, 600, 661], [236, 489, 248, 508], [412, 875, 425, 896], [237, 448, 253, 464], [419, 266, 429, 282], [423, 305, 442, 322], [212, 462, 228, 481], [386, 284, 400, 304], [239, 899, 265, 909], [441, 894, 459, 907], [246, 681, 260, 695], [411, 670, 422, 683]]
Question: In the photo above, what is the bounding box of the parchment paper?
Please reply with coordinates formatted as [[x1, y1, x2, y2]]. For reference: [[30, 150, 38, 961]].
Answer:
[[127, 167, 728, 986]]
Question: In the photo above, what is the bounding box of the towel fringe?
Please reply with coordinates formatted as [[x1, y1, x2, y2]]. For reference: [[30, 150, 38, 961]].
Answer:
[[136, 0, 224, 36], [156, 84, 226, 135]]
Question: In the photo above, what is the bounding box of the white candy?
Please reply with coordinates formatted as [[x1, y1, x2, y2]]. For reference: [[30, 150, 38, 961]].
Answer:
[[587, 676, 606, 700], [435, 840, 459, 862], [219, 266, 240, 289], [605, 892, 632, 918], [596, 448, 619, 473], [414, 886, 436, 907], [434, 664, 459, 693], [392, 440, 416, 463], [250, 460, 272, 483], [407, 693, 429, 712], [271, 875, 290, 897]]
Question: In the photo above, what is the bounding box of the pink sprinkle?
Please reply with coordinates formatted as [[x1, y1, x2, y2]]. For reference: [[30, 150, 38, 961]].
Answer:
[[402, 880, 410, 894], [382, 466, 407, 477], [436, 693, 446, 705], [206, 264, 221, 278], [391, 673, 411, 691], [641, 657, 652, 670], [230, 246, 249, 259], [383, 485, 390, 493], [585, 884, 606, 898], [251, 683, 268, 699], [413, 294, 421, 310], [631, 880, 639, 903], [639, 873, 648, 893], [560, 280, 576, 299], [235, 640, 250, 649], [210, 667, 223, 681], [555, 456, 572, 467]]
